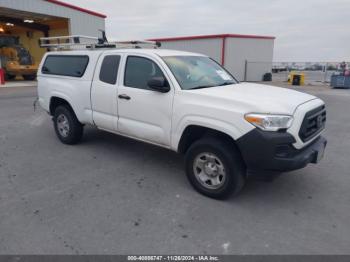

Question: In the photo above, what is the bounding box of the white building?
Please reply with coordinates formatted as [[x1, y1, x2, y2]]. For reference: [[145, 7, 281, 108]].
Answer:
[[150, 34, 275, 81], [0, 0, 106, 64]]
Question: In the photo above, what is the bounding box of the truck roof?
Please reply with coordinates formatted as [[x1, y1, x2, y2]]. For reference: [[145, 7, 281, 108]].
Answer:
[[46, 48, 206, 57]]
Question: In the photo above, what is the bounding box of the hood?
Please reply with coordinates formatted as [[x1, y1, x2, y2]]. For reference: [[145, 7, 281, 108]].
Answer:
[[188, 82, 317, 115]]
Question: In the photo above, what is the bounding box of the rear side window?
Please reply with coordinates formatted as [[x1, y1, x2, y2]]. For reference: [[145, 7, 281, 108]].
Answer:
[[99, 55, 121, 85], [124, 56, 165, 90], [42, 55, 89, 77]]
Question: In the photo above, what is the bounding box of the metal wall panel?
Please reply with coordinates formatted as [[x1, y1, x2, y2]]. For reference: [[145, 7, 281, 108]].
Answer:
[[225, 38, 274, 81], [159, 38, 222, 64], [0, 0, 105, 37]]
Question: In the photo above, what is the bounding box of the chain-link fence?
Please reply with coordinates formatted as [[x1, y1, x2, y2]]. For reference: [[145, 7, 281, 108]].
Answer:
[[245, 61, 350, 84]]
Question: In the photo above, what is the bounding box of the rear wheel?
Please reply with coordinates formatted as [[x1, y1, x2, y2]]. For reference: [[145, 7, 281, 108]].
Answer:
[[185, 137, 246, 199], [22, 74, 36, 81], [53, 106, 83, 145]]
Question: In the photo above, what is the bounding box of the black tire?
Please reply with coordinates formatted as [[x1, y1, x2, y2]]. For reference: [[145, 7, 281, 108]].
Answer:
[[22, 74, 36, 81], [5, 74, 16, 80], [53, 105, 83, 145], [185, 137, 246, 199]]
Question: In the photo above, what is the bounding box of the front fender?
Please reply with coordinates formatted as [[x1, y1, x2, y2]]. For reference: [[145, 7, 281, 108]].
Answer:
[[171, 115, 254, 151]]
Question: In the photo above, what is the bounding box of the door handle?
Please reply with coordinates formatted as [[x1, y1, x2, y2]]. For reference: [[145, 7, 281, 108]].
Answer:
[[118, 94, 131, 100]]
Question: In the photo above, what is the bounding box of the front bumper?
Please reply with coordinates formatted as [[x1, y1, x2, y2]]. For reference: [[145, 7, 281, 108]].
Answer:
[[6, 64, 38, 76], [7, 69, 38, 75], [236, 129, 327, 174]]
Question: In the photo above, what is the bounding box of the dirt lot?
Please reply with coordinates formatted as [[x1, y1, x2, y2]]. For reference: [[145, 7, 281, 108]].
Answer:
[[0, 83, 349, 254]]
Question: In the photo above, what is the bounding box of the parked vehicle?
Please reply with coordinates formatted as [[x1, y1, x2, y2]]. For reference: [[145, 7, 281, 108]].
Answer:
[[37, 36, 327, 199], [0, 35, 38, 80]]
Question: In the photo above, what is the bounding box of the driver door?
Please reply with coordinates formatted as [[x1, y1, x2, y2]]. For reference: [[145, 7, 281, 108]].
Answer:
[[117, 55, 174, 146]]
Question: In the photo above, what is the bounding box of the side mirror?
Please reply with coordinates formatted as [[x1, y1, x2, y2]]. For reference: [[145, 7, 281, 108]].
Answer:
[[147, 77, 170, 93]]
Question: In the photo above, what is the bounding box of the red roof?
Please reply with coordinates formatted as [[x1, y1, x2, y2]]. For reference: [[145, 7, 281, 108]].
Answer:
[[149, 33, 275, 42], [45, 0, 107, 18]]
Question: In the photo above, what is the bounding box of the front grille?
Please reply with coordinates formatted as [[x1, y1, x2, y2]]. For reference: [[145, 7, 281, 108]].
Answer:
[[299, 105, 326, 142]]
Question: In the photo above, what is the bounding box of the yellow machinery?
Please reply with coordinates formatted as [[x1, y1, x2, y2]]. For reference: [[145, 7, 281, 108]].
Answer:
[[0, 35, 38, 80], [288, 71, 305, 86]]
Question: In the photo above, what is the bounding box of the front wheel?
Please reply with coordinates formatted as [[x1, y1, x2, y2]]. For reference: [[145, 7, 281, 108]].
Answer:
[[53, 106, 83, 145], [185, 137, 246, 199], [23, 74, 36, 81], [5, 74, 16, 80]]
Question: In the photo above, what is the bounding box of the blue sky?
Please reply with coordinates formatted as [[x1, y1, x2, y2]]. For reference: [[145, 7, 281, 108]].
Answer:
[[69, 0, 350, 62]]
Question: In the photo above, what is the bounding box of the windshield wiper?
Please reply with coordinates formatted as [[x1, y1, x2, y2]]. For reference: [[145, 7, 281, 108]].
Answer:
[[188, 81, 235, 90], [218, 81, 235, 86], [189, 85, 215, 90]]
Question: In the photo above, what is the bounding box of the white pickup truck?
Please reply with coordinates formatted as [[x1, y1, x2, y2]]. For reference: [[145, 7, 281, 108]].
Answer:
[[37, 45, 327, 199]]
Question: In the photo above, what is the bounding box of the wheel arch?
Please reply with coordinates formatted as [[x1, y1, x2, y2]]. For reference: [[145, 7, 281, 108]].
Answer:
[[177, 124, 242, 155], [49, 96, 75, 116]]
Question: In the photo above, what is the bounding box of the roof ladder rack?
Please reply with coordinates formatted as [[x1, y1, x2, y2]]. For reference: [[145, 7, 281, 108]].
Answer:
[[39, 35, 161, 50]]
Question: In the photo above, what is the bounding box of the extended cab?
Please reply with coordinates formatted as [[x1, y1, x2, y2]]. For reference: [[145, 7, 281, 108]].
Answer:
[[37, 45, 327, 199]]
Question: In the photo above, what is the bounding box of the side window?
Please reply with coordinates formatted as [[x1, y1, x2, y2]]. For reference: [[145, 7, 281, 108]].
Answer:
[[99, 55, 121, 85], [42, 55, 89, 77], [124, 56, 165, 90]]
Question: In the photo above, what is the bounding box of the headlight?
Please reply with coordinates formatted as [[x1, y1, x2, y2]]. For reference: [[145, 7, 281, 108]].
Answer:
[[244, 113, 293, 131]]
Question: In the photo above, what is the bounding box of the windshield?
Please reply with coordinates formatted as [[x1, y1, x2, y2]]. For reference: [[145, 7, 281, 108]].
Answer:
[[162, 56, 238, 90]]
